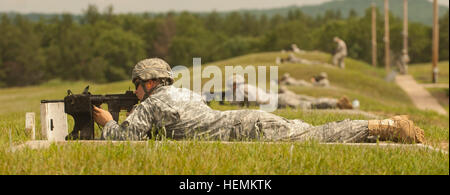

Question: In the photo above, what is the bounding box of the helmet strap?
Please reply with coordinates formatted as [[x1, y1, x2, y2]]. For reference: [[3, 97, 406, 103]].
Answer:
[[140, 80, 160, 101], [140, 80, 150, 101]]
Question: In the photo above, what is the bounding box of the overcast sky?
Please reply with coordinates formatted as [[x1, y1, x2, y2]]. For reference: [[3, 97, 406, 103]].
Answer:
[[0, 0, 448, 14]]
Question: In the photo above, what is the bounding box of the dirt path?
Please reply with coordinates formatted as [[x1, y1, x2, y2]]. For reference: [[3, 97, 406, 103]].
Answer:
[[395, 75, 447, 115]]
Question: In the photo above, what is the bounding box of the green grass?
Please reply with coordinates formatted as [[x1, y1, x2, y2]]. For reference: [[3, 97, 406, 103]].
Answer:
[[409, 61, 449, 84], [426, 87, 449, 113], [0, 141, 447, 175], [0, 51, 448, 175]]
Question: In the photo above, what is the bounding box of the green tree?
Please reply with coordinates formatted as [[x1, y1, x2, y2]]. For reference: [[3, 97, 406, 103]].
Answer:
[[262, 20, 311, 51], [0, 15, 46, 86], [167, 36, 199, 66], [311, 20, 347, 54], [204, 11, 223, 32], [82, 4, 101, 25], [223, 12, 243, 36], [439, 10, 449, 61], [215, 36, 260, 59], [152, 16, 176, 59], [0, 55, 4, 87], [93, 28, 146, 81], [408, 22, 432, 63]]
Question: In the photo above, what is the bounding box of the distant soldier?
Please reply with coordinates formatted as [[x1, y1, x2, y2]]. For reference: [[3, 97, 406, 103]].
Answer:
[[278, 54, 330, 66], [332, 37, 347, 69], [396, 49, 410, 75], [279, 73, 312, 87], [280, 72, 330, 88], [278, 86, 336, 109], [275, 57, 282, 65], [93, 58, 425, 144], [311, 72, 330, 87], [291, 44, 304, 54], [278, 85, 353, 110], [287, 53, 303, 63], [279, 54, 313, 65], [223, 75, 273, 107]]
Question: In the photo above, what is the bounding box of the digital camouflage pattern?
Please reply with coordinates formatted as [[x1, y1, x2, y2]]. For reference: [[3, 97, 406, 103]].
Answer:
[[278, 86, 337, 109], [131, 58, 174, 84], [311, 72, 330, 87], [102, 85, 371, 142], [396, 49, 410, 75], [279, 73, 312, 87]]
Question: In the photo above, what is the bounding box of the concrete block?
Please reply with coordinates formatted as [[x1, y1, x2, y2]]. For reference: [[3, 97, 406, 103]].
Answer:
[[25, 112, 36, 140], [40, 102, 68, 141]]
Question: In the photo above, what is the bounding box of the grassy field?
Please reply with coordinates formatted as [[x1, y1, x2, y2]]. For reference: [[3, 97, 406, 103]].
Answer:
[[426, 87, 449, 113], [0, 51, 448, 175], [409, 61, 449, 84]]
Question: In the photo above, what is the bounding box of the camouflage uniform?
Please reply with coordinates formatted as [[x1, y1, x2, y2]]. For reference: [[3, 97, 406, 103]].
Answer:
[[102, 85, 372, 143], [396, 49, 410, 75], [278, 86, 337, 109], [280, 54, 326, 66], [311, 72, 330, 87], [287, 53, 303, 63], [291, 44, 304, 54], [279, 73, 312, 87], [332, 37, 347, 69], [222, 75, 273, 106]]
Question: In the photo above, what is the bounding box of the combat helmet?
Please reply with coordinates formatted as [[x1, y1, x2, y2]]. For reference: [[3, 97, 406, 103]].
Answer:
[[132, 58, 174, 100], [132, 58, 174, 85]]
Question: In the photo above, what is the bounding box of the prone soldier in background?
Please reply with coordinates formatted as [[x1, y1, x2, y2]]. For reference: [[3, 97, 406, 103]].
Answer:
[[279, 72, 330, 87]]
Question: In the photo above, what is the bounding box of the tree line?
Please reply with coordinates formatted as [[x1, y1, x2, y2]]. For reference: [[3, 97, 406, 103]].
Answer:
[[0, 5, 448, 87]]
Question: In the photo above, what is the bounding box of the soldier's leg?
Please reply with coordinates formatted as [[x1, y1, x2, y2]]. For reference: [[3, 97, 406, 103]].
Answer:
[[338, 56, 345, 68], [289, 116, 425, 143], [397, 62, 405, 74], [234, 111, 367, 142], [332, 54, 339, 66], [310, 98, 338, 109], [289, 119, 375, 143], [278, 93, 311, 109], [296, 80, 312, 87], [228, 110, 312, 141]]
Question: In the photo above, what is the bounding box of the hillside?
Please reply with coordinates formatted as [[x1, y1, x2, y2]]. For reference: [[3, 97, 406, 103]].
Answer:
[[0, 51, 448, 174]]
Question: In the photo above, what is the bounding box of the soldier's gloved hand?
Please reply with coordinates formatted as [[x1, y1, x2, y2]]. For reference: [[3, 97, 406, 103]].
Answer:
[[93, 106, 113, 127]]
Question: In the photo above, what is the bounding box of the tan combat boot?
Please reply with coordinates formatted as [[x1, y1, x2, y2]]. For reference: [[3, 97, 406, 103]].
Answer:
[[337, 96, 353, 109], [368, 115, 425, 143]]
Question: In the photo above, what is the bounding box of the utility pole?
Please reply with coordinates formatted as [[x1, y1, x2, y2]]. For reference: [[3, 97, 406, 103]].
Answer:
[[384, 0, 390, 73], [372, 3, 377, 67], [403, 0, 408, 57], [432, 0, 439, 83]]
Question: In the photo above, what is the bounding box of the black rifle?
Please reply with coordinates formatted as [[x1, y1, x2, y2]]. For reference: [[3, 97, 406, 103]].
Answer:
[[42, 86, 139, 140]]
